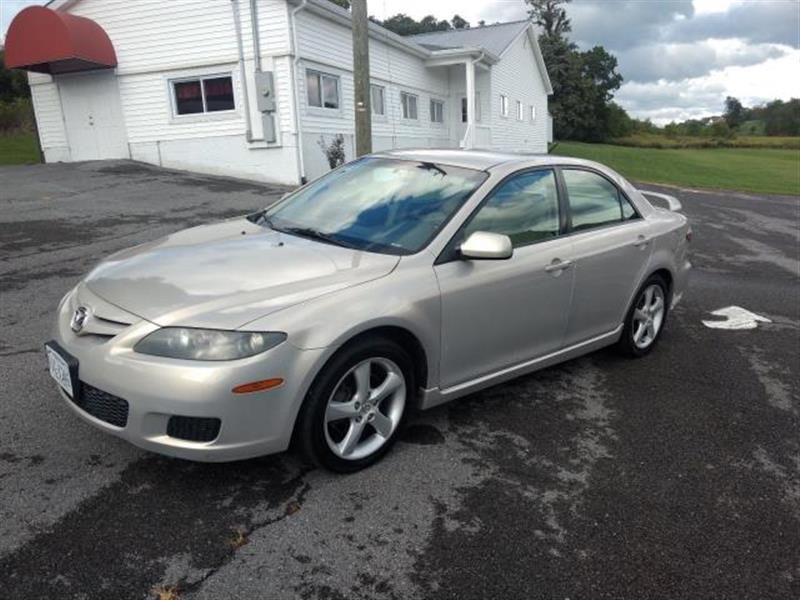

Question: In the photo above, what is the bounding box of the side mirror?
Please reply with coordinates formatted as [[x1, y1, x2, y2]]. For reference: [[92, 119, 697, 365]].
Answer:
[[459, 231, 513, 260]]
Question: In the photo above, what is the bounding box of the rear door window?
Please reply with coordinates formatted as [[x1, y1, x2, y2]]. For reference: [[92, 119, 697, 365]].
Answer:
[[563, 169, 636, 231]]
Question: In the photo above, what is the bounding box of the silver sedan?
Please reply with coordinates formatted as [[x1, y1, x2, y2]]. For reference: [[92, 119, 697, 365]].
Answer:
[[46, 150, 691, 471]]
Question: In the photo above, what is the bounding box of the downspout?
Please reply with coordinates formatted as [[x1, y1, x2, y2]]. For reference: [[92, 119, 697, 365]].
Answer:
[[231, 0, 256, 142], [289, 0, 308, 184], [460, 51, 484, 149], [250, 0, 263, 72]]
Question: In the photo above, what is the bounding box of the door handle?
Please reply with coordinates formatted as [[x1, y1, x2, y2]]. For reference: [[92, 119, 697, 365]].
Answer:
[[545, 259, 572, 273], [633, 235, 650, 248]]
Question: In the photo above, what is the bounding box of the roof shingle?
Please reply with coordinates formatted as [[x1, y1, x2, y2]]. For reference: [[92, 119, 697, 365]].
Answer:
[[407, 20, 530, 57]]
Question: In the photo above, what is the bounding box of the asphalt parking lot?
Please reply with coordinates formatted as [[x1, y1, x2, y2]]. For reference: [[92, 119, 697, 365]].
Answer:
[[1, 160, 798, 600]]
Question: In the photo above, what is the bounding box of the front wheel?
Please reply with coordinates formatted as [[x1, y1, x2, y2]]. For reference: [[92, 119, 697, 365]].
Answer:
[[617, 275, 669, 357], [295, 337, 414, 472]]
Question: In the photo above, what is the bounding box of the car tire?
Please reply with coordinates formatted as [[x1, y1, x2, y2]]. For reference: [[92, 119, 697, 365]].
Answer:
[[294, 336, 414, 473], [617, 274, 669, 358]]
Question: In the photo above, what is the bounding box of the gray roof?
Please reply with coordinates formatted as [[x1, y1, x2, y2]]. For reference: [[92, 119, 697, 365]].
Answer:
[[407, 20, 530, 57]]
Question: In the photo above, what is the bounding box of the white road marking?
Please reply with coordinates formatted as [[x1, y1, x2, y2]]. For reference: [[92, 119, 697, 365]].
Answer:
[[702, 306, 772, 330]]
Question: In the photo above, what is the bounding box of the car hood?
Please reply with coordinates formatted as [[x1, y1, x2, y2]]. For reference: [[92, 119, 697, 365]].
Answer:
[[84, 218, 399, 330]]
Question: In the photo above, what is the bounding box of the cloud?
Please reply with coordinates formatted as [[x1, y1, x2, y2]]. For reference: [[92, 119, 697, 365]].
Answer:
[[569, 0, 695, 51], [616, 49, 800, 123], [568, 0, 797, 52], [668, 0, 800, 48], [619, 41, 789, 83]]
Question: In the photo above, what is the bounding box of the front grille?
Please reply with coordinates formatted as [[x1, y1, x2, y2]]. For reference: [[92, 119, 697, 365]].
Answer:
[[73, 383, 129, 428], [167, 416, 221, 442]]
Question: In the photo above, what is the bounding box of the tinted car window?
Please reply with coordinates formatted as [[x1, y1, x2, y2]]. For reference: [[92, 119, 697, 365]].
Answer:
[[464, 169, 560, 247], [621, 196, 638, 220], [563, 169, 627, 231], [263, 158, 487, 255]]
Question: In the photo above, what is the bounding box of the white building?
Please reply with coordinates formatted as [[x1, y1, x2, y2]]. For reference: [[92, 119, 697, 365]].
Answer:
[[6, 0, 552, 185]]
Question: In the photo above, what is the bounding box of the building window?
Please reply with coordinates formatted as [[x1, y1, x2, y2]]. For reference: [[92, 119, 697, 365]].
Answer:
[[461, 93, 481, 123], [500, 94, 509, 117], [172, 75, 234, 115], [401, 92, 418, 120], [517, 100, 524, 120], [371, 85, 385, 116], [530, 105, 536, 121], [306, 70, 340, 109], [430, 99, 444, 123]]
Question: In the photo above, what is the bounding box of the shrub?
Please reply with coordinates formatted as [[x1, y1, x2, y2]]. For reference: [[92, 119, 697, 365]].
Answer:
[[317, 134, 346, 170], [0, 98, 34, 134]]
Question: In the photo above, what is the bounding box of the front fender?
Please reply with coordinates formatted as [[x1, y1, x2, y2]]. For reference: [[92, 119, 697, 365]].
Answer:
[[244, 259, 442, 391]]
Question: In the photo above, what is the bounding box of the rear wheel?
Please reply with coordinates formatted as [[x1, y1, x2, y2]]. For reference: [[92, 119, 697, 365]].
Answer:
[[296, 337, 413, 472], [617, 275, 668, 357]]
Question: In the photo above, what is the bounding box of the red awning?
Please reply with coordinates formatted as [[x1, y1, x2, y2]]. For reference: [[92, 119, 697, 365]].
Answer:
[[4, 6, 117, 74]]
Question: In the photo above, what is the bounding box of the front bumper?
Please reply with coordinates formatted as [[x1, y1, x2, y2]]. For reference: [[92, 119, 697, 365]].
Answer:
[[50, 288, 325, 462]]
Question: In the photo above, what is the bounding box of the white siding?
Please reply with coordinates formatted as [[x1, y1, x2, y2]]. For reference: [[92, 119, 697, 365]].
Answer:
[[489, 31, 549, 153], [28, 73, 70, 161], [30, 0, 549, 183], [43, 0, 300, 184], [68, 0, 281, 74], [294, 10, 453, 179]]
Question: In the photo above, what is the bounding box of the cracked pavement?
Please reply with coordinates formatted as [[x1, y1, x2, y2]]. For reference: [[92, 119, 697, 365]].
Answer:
[[1, 161, 798, 599]]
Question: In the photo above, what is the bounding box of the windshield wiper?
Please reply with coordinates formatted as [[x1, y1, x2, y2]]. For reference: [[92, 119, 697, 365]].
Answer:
[[418, 162, 447, 177], [278, 226, 358, 249], [247, 210, 273, 227]]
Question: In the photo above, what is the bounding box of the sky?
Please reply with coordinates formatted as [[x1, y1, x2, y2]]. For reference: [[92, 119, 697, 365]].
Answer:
[[2, 0, 799, 124]]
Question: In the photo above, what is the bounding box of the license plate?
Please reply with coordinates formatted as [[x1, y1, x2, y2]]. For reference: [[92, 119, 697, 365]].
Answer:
[[46, 345, 74, 397]]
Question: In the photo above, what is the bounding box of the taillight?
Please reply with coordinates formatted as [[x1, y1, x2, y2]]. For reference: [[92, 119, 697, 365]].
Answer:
[[686, 229, 692, 243]]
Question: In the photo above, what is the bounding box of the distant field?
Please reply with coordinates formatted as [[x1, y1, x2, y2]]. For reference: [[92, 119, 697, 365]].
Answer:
[[554, 141, 800, 196], [0, 133, 40, 165], [609, 134, 800, 150]]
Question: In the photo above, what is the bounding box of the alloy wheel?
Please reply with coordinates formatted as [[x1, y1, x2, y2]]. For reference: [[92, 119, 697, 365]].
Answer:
[[324, 357, 406, 460], [632, 284, 666, 349]]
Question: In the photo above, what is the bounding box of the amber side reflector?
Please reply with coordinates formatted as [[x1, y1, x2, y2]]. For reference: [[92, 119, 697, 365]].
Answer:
[[232, 378, 284, 394]]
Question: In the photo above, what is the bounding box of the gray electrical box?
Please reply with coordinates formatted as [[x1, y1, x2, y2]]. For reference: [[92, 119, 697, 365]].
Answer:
[[254, 70, 276, 143], [254, 71, 275, 112]]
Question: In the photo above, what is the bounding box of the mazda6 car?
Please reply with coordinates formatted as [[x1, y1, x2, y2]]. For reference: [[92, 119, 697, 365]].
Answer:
[[46, 150, 691, 471]]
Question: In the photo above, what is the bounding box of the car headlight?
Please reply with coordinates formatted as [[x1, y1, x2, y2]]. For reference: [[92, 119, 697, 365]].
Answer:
[[134, 328, 287, 361]]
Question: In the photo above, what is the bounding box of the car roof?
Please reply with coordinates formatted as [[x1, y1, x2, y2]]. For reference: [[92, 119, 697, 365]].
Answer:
[[372, 148, 599, 172]]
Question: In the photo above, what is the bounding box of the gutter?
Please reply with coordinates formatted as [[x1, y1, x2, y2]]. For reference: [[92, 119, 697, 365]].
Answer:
[[289, 0, 308, 184], [426, 47, 499, 66]]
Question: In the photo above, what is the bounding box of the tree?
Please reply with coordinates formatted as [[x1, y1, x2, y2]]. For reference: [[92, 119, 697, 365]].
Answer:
[[537, 33, 624, 141], [378, 13, 451, 36], [525, 0, 571, 37], [723, 96, 745, 129], [606, 102, 633, 139], [537, 34, 583, 139], [451, 14, 470, 29], [0, 51, 31, 102], [761, 98, 800, 136], [706, 119, 733, 139]]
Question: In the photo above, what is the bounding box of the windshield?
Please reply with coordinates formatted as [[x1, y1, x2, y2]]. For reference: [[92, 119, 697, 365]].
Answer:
[[259, 157, 488, 255]]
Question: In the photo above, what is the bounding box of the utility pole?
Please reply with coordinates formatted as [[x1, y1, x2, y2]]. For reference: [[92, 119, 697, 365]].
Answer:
[[351, 0, 372, 156]]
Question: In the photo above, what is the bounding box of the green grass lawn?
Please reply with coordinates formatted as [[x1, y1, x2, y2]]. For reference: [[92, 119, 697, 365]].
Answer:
[[554, 141, 800, 196], [0, 133, 40, 165]]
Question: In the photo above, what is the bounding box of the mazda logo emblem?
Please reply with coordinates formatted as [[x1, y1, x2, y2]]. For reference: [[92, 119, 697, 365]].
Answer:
[[70, 306, 90, 333]]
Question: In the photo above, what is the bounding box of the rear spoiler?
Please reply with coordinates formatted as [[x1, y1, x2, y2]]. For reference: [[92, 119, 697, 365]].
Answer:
[[640, 190, 682, 212]]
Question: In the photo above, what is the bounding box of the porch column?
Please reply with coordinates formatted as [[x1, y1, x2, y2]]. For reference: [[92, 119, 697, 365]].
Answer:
[[463, 59, 476, 149]]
